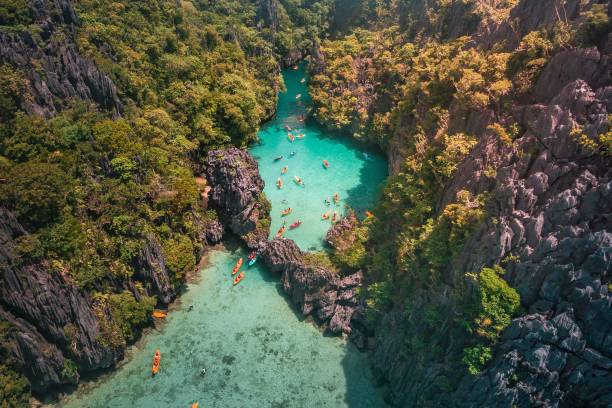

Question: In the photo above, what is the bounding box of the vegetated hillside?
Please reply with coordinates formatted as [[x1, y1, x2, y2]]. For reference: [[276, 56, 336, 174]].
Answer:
[[0, 0, 330, 405], [309, 0, 611, 406]]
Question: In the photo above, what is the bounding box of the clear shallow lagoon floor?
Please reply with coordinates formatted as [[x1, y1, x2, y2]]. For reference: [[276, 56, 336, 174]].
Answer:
[[57, 64, 387, 408], [250, 63, 387, 251]]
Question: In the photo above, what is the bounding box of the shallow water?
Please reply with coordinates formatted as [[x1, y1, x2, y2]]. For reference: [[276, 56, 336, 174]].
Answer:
[[59, 248, 384, 408], [250, 63, 387, 251], [57, 65, 387, 408]]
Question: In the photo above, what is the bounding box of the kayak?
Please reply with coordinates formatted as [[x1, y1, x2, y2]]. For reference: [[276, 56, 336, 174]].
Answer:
[[332, 211, 338, 223], [233, 271, 245, 286], [152, 310, 167, 319], [297, 133, 305, 139], [248, 257, 257, 266], [290, 220, 302, 229], [288, 134, 295, 142], [281, 166, 288, 174], [277, 178, 283, 189], [294, 176, 302, 185], [191, 403, 198, 408], [281, 208, 292, 216], [323, 160, 329, 169], [365, 210, 374, 218], [248, 251, 257, 260], [300, 78, 305, 83], [232, 258, 243, 275], [321, 211, 330, 220], [284, 125, 291, 131], [151, 349, 161, 375], [276, 225, 286, 238], [333, 193, 339, 204], [274, 155, 283, 162], [296, 93, 301, 99]]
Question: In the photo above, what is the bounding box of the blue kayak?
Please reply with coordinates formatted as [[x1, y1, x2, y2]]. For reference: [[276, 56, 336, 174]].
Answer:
[[248, 257, 258, 266]]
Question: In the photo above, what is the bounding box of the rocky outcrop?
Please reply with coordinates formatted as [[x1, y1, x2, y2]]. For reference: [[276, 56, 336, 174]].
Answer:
[[0, 0, 122, 117], [326, 212, 359, 252], [205, 148, 271, 248], [0, 207, 123, 390], [260, 238, 363, 334], [132, 234, 175, 304], [371, 66, 612, 405]]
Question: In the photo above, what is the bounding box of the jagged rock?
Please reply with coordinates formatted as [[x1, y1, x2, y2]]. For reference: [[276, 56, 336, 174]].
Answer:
[[326, 212, 358, 251], [259, 238, 364, 334], [205, 148, 271, 248], [0, 208, 122, 376], [0, 0, 122, 117], [132, 234, 175, 304]]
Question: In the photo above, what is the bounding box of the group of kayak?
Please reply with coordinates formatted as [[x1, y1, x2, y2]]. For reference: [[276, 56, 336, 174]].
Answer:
[[275, 219, 302, 237], [231, 252, 258, 286]]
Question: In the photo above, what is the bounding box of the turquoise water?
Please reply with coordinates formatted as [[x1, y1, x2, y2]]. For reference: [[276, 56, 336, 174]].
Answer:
[[56, 66, 388, 408], [250, 63, 387, 251], [59, 247, 384, 408]]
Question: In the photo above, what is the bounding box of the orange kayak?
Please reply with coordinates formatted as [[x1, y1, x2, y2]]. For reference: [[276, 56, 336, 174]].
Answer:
[[151, 349, 161, 375], [321, 211, 330, 220], [233, 271, 245, 286], [323, 160, 329, 169], [152, 310, 167, 319], [365, 210, 374, 218], [191, 402, 198, 408], [276, 225, 286, 238], [232, 258, 243, 275]]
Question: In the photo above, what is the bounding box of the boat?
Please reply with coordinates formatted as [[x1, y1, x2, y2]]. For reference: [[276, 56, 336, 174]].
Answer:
[[363, 152, 372, 161], [290, 220, 302, 229], [297, 133, 305, 139], [296, 93, 302, 99], [233, 271, 245, 286], [248, 256, 257, 266], [276, 225, 286, 238], [294, 176, 302, 185], [152, 310, 167, 319], [284, 124, 291, 131], [277, 178, 282, 189], [151, 349, 161, 375], [300, 78, 305, 83], [292, 65, 298, 70], [365, 210, 374, 218], [191, 403, 199, 408], [323, 160, 329, 169], [248, 251, 257, 260], [274, 155, 283, 162], [321, 211, 330, 220], [332, 211, 338, 223], [281, 166, 288, 174], [281, 207, 292, 216], [288, 133, 295, 142], [290, 151, 296, 157], [333, 193, 339, 204], [232, 258, 243, 275]]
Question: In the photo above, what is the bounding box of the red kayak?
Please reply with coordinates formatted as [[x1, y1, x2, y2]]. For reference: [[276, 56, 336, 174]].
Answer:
[[290, 220, 302, 229]]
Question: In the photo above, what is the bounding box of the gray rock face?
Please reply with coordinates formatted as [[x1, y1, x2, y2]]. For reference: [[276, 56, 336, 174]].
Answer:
[[260, 238, 364, 334], [132, 234, 175, 304], [205, 148, 271, 248], [0, 207, 123, 386], [326, 212, 358, 252], [372, 69, 612, 405], [0, 0, 122, 117]]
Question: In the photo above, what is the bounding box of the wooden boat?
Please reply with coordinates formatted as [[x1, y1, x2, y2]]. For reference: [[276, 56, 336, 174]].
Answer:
[[232, 258, 243, 275], [323, 160, 329, 169], [276, 225, 286, 238], [321, 211, 330, 220], [281, 208, 292, 216], [152, 310, 167, 319], [281, 166, 288, 174], [233, 271, 245, 286], [151, 349, 161, 375], [290, 220, 302, 229], [277, 178, 282, 189]]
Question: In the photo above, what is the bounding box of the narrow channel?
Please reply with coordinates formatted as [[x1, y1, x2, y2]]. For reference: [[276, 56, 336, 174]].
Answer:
[[57, 64, 387, 408]]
